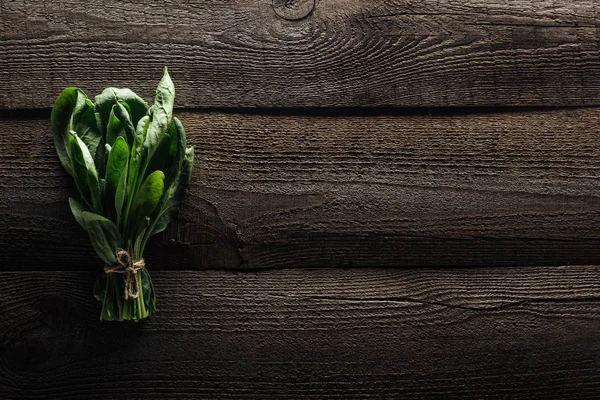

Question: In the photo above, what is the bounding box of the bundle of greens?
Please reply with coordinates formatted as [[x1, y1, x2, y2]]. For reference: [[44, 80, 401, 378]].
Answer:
[[51, 68, 194, 321]]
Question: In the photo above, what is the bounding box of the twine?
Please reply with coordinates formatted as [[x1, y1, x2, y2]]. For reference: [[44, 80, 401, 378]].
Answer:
[[104, 248, 145, 300]]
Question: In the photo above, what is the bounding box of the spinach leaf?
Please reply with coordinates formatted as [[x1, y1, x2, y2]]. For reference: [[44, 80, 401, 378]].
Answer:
[[70, 133, 103, 214], [145, 133, 171, 178], [73, 98, 104, 174], [82, 211, 121, 265], [141, 269, 156, 314], [134, 217, 150, 259], [133, 170, 165, 234], [163, 117, 187, 190], [105, 136, 130, 220], [129, 115, 150, 188], [115, 162, 129, 230], [144, 68, 174, 158], [51, 88, 86, 176], [68, 197, 88, 232], [94, 88, 149, 137], [106, 101, 136, 147], [149, 146, 194, 237]]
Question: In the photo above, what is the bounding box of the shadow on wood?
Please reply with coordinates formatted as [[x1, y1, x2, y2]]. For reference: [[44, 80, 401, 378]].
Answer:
[[2, 266, 600, 399]]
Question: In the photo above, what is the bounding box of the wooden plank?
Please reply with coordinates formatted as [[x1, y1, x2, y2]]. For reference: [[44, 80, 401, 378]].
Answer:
[[2, 0, 600, 108], [2, 266, 600, 399], [3, 108, 600, 270]]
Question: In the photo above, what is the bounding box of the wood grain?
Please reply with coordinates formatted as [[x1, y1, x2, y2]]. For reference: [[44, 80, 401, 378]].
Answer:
[[2, 266, 600, 399], [3, 108, 600, 270], [2, 0, 600, 108]]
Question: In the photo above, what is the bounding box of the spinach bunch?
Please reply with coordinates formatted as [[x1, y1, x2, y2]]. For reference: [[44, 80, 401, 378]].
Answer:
[[51, 68, 194, 321]]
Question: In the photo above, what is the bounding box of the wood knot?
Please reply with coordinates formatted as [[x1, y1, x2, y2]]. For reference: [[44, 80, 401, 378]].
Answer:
[[272, 0, 315, 21]]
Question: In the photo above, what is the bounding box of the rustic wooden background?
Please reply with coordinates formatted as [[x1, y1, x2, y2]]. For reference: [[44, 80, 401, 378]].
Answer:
[[2, 0, 600, 398]]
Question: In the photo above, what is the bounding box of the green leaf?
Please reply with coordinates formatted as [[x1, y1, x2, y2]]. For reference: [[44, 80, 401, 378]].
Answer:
[[118, 100, 132, 116], [141, 269, 156, 314], [120, 116, 150, 234], [94, 88, 149, 137], [148, 186, 185, 238], [82, 211, 121, 265], [68, 198, 88, 232], [51, 88, 87, 175], [168, 122, 178, 157], [163, 117, 187, 190], [129, 115, 150, 186], [106, 102, 135, 148], [181, 146, 194, 187], [130, 171, 165, 236], [70, 133, 102, 214], [69, 134, 92, 208], [115, 162, 128, 229], [72, 98, 104, 174], [142, 119, 189, 244], [144, 68, 175, 157], [145, 133, 171, 178], [150, 146, 194, 237], [132, 170, 165, 235], [105, 137, 129, 219], [134, 216, 150, 257], [100, 274, 124, 321]]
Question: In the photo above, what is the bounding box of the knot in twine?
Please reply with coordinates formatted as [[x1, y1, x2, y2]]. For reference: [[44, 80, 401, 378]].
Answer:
[[104, 249, 145, 300]]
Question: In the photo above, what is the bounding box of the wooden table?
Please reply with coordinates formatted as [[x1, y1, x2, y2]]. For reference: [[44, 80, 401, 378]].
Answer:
[[2, 1, 600, 398]]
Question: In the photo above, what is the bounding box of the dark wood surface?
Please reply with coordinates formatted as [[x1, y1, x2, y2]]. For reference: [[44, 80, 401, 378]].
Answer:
[[3, 107, 600, 270], [3, 2, 600, 398], [3, 0, 600, 108], [2, 266, 600, 399]]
